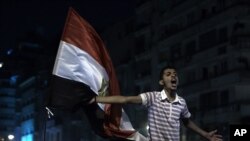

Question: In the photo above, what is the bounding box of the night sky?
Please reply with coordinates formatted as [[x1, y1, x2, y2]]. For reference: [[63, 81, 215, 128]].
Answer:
[[0, 0, 135, 51]]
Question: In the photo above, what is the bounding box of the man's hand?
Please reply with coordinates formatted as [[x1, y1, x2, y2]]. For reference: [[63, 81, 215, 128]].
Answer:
[[205, 130, 223, 141]]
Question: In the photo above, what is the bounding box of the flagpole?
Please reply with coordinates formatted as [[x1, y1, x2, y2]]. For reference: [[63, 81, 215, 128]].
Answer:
[[42, 108, 47, 141]]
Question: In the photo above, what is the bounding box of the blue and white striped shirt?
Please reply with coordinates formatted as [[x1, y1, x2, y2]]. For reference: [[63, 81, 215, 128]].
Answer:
[[140, 90, 191, 141]]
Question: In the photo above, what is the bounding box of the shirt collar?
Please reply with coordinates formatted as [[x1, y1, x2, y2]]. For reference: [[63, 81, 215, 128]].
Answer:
[[161, 89, 182, 104]]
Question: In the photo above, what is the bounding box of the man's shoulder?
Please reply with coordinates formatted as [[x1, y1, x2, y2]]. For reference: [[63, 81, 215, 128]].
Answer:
[[139, 91, 160, 106], [177, 95, 187, 104], [178, 95, 185, 100], [140, 91, 161, 99], [141, 91, 161, 95]]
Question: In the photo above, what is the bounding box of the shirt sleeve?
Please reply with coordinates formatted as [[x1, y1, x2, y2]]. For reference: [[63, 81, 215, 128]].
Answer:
[[181, 100, 191, 119], [139, 92, 154, 107], [140, 94, 147, 106]]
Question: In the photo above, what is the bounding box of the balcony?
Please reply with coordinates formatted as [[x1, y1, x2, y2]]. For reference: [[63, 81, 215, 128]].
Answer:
[[180, 69, 245, 93], [158, 3, 249, 43], [231, 35, 250, 50]]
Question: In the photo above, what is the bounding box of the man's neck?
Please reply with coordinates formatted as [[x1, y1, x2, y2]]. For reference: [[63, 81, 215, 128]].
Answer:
[[164, 89, 176, 102]]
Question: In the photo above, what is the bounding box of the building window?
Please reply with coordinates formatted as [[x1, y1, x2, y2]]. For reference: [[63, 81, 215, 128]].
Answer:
[[171, 0, 187, 8], [211, 6, 217, 13], [158, 50, 169, 63], [237, 57, 249, 69], [186, 70, 196, 83], [221, 61, 228, 74], [202, 67, 208, 79], [217, 46, 227, 55], [220, 90, 229, 106], [233, 22, 245, 31], [199, 29, 217, 50], [213, 65, 218, 76], [170, 43, 182, 60], [185, 40, 196, 55], [200, 91, 219, 110], [158, 0, 168, 14], [217, 0, 226, 10], [201, 8, 208, 19], [187, 12, 195, 25], [218, 27, 228, 43], [135, 35, 146, 55]]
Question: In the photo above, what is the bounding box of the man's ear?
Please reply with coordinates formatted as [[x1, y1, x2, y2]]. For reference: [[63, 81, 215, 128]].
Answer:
[[159, 80, 164, 86]]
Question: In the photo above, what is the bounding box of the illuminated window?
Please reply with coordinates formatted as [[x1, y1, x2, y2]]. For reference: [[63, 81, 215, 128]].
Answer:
[[21, 134, 33, 141]]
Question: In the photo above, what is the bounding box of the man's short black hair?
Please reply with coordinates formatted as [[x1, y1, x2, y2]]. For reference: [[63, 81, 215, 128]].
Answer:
[[159, 63, 176, 80]]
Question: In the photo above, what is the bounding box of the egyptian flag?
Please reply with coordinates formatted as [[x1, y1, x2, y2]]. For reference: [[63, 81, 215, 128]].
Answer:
[[47, 8, 146, 140]]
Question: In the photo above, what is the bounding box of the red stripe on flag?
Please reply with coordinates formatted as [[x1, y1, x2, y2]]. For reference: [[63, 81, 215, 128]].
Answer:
[[61, 7, 134, 138]]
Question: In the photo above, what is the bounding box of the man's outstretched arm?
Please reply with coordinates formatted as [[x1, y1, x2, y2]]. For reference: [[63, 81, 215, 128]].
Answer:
[[89, 95, 142, 104], [182, 118, 223, 141]]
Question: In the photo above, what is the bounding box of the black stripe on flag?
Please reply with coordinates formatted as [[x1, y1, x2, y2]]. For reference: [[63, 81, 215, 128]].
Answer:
[[46, 75, 108, 136], [46, 75, 95, 112]]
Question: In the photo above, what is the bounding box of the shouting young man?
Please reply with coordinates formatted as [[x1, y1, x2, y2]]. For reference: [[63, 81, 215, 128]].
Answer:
[[90, 65, 223, 141]]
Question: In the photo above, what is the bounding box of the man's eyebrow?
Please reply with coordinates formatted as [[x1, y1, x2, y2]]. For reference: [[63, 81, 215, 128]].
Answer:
[[164, 72, 172, 75]]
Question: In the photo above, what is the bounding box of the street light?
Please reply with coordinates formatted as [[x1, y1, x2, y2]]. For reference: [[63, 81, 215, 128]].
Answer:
[[0, 62, 3, 68], [7, 135, 14, 140]]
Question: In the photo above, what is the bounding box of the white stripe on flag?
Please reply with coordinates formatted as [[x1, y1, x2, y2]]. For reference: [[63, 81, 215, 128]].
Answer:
[[120, 109, 134, 130], [53, 41, 109, 94], [52, 41, 147, 140], [53, 41, 137, 132]]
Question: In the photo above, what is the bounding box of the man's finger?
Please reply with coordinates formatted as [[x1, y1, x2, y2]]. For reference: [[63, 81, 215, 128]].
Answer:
[[214, 134, 223, 138], [210, 130, 218, 135]]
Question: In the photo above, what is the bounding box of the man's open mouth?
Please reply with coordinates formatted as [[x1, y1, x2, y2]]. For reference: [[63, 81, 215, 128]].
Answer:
[[171, 80, 177, 84], [171, 79, 177, 87]]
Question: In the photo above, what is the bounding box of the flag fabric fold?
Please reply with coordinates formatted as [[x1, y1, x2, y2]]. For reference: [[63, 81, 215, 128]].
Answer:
[[47, 8, 147, 141]]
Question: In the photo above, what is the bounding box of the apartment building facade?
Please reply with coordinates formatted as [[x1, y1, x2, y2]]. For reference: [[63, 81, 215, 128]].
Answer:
[[102, 0, 250, 140]]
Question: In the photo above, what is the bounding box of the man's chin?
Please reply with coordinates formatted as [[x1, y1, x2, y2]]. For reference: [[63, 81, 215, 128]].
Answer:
[[170, 87, 177, 91]]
